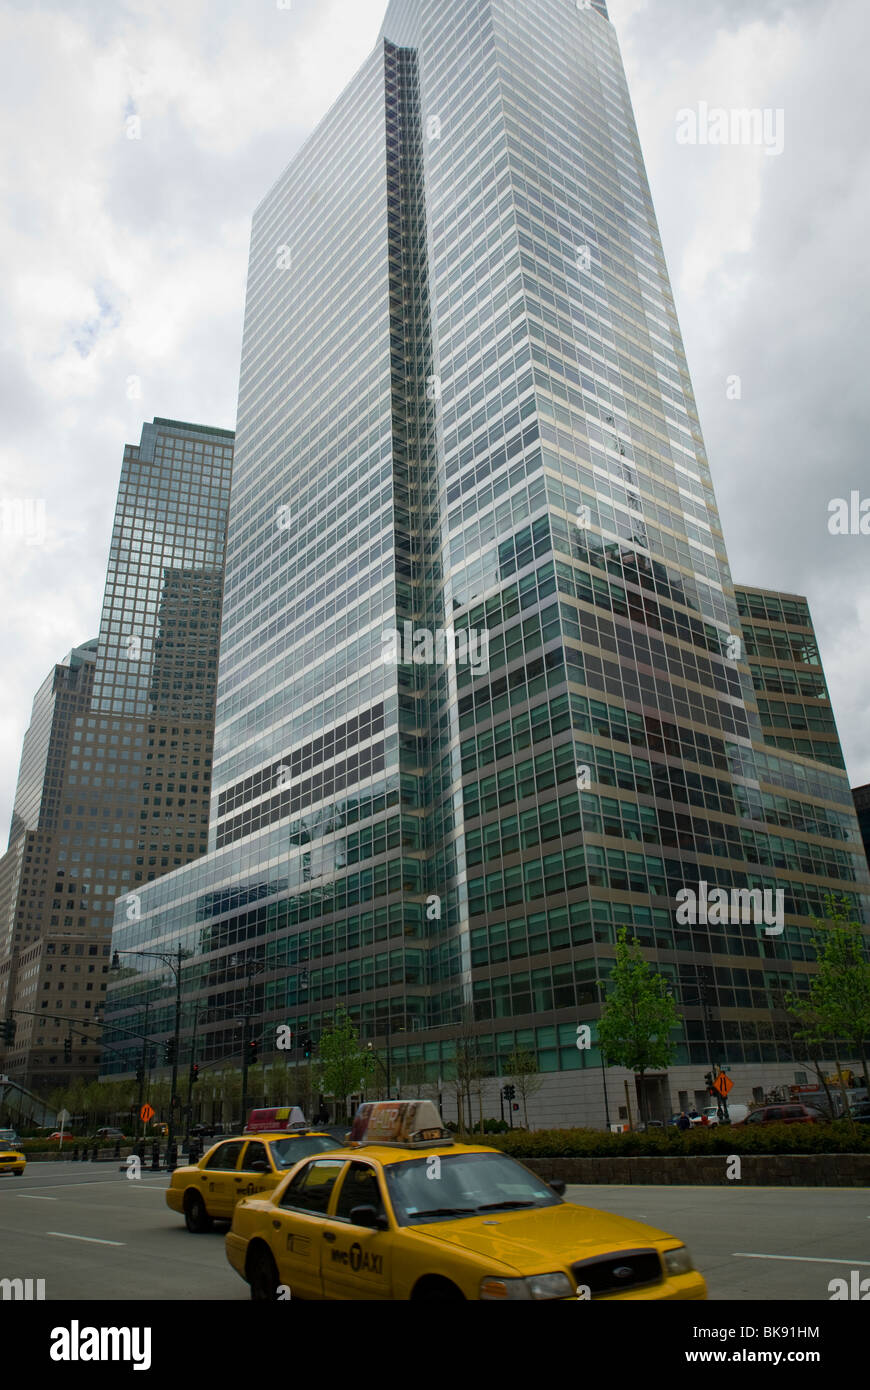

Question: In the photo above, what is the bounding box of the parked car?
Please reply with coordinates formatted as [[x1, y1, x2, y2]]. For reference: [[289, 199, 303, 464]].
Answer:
[[732, 1104, 827, 1126], [850, 1101, 870, 1124], [0, 1128, 21, 1146], [48, 1132, 76, 1142], [92, 1127, 127, 1142]]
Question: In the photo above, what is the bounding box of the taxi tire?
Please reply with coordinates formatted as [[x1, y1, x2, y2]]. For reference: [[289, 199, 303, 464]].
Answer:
[[184, 1190, 213, 1233], [247, 1245, 280, 1302], [411, 1276, 465, 1302]]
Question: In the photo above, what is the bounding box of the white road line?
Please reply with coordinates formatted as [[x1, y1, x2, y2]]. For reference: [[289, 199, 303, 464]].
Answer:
[[46, 1232, 125, 1246], [16, 1194, 57, 1200], [733, 1253, 870, 1266], [0, 1178, 166, 1192]]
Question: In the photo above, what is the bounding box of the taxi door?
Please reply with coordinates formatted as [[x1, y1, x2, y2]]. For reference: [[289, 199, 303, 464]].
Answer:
[[268, 1157, 347, 1299], [198, 1140, 246, 1219], [320, 1160, 393, 1301], [236, 1140, 279, 1201]]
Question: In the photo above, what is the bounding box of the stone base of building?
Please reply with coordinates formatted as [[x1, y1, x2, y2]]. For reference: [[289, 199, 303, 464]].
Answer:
[[437, 1057, 866, 1130]]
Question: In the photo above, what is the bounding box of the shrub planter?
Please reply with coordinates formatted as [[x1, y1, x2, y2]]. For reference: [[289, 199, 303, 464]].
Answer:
[[524, 1154, 870, 1186]]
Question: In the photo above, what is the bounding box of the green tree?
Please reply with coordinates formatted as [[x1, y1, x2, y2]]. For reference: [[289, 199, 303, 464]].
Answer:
[[317, 1008, 375, 1122], [504, 1049, 543, 1129], [597, 928, 680, 1125], [786, 895, 870, 1117]]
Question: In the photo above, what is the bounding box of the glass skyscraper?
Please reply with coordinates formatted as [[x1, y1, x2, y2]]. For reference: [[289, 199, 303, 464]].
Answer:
[[102, 0, 869, 1124], [0, 419, 232, 1092]]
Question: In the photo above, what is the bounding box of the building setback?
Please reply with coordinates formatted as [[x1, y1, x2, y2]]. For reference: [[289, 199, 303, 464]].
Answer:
[[101, 0, 868, 1126], [0, 419, 232, 1093]]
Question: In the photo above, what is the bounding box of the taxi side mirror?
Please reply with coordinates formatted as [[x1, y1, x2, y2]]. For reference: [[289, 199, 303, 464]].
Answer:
[[548, 1179, 566, 1196], [350, 1204, 388, 1231], [249, 1160, 270, 1173]]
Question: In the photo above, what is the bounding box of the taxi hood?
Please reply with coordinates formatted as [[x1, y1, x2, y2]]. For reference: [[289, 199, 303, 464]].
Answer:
[[410, 1202, 675, 1274]]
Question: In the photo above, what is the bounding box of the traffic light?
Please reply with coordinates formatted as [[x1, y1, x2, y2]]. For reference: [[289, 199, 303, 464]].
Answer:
[[248, 1039, 258, 1065], [503, 1084, 516, 1101], [163, 1039, 176, 1065], [135, 1067, 144, 1086], [64, 1036, 72, 1061], [0, 1017, 16, 1043], [704, 1072, 715, 1092], [190, 1063, 200, 1084], [300, 1032, 312, 1059]]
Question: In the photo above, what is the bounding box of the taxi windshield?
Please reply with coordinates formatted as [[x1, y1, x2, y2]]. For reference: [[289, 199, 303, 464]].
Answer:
[[385, 1151, 562, 1226], [269, 1135, 343, 1169]]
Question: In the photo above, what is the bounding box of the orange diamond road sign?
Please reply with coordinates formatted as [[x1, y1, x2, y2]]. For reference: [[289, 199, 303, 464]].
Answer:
[[712, 1073, 733, 1098], [140, 1103, 155, 1123]]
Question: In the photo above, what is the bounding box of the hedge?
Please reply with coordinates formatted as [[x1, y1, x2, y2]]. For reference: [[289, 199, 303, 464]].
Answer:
[[458, 1121, 870, 1157]]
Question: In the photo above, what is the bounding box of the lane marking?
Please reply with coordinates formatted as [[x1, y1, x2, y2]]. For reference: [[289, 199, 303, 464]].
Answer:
[[16, 1194, 57, 1200], [46, 1232, 126, 1246], [733, 1253, 870, 1266], [0, 1178, 166, 1193]]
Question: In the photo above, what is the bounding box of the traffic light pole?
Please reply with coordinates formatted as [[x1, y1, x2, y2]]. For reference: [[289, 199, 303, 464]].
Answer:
[[167, 949, 185, 1156], [240, 1011, 252, 1131]]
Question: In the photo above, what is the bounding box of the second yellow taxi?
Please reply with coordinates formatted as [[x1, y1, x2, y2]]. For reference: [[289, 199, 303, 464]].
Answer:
[[225, 1100, 707, 1301], [166, 1117, 342, 1232]]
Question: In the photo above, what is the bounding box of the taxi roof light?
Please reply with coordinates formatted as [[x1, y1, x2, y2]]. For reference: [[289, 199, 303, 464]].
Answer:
[[350, 1099, 454, 1149]]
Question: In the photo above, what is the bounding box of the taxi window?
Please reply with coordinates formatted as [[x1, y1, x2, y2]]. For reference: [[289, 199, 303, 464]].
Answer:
[[279, 1158, 345, 1214], [240, 1141, 270, 1171], [269, 1134, 342, 1169], [334, 1161, 385, 1223], [204, 1141, 243, 1171]]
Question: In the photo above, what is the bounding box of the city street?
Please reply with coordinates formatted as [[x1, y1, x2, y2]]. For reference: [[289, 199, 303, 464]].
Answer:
[[1, 1163, 866, 1301]]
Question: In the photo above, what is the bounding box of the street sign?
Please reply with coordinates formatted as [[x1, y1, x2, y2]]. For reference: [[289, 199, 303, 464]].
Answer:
[[712, 1073, 733, 1099], [57, 1108, 70, 1125], [140, 1102, 155, 1123]]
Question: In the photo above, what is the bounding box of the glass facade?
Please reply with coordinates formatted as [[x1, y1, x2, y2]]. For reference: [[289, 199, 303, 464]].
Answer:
[[0, 419, 232, 1091], [102, 1, 869, 1114]]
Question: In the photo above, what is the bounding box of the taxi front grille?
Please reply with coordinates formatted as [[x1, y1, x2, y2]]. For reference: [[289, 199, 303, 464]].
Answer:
[[570, 1248, 663, 1297]]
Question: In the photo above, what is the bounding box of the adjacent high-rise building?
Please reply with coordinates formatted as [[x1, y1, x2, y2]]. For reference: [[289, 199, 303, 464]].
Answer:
[[101, 0, 869, 1124], [0, 419, 232, 1091], [853, 784, 870, 874]]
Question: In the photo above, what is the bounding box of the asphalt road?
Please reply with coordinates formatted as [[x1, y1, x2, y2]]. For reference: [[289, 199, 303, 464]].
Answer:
[[1, 1163, 867, 1300], [0, 1161, 247, 1300], [564, 1183, 870, 1301]]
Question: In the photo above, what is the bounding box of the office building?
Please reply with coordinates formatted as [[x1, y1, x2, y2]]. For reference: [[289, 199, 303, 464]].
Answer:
[[101, 0, 869, 1125], [0, 419, 232, 1091]]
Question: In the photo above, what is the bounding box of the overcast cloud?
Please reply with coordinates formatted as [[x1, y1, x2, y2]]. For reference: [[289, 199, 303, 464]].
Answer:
[[0, 0, 867, 838]]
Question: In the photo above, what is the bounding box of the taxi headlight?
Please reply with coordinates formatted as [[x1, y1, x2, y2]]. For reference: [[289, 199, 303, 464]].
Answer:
[[480, 1272, 573, 1301], [663, 1246, 694, 1276]]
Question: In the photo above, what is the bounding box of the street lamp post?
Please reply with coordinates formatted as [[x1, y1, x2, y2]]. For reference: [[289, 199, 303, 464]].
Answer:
[[595, 982, 612, 1130], [112, 944, 191, 1157], [235, 958, 266, 1129], [184, 1003, 210, 1143]]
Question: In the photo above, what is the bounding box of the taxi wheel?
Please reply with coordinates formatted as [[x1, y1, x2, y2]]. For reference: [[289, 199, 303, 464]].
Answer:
[[412, 1276, 465, 1302], [247, 1246, 281, 1302], [184, 1191, 213, 1233]]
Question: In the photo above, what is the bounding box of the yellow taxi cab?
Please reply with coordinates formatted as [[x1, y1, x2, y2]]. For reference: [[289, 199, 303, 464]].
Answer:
[[225, 1100, 707, 1301], [0, 1141, 26, 1176], [166, 1115, 343, 1233]]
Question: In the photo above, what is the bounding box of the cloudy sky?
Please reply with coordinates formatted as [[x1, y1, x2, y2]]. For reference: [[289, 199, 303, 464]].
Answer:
[[0, 0, 867, 839]]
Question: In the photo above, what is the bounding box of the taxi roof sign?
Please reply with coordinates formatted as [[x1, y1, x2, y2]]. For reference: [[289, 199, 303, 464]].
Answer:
[[349, 1099, 452, 1148], [244, 1105, 306, 1134]]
